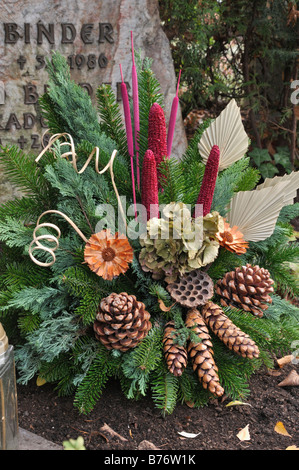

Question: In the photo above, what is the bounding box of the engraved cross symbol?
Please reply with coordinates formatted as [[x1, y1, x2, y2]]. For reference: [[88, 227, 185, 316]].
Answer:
[[17, 135, 27, 149], [17, 55, 27, 70]]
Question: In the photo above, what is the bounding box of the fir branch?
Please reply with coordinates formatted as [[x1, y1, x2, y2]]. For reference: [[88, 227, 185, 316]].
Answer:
[[0, 217, 35, 248], [0, 261, 50, 291], [41, 52, 105, 148], [4, 286, 69, 318], [25, 312, 80, 363], [0, 196, 46, 224], [211, 157, 252, 216], [0, 146, 50, 199], [151, 364, 180, 416], [96, 84, 129, 161], [74, 344, 118, 414], [40, 52, 131, 196], [207, 247, 246, 282], [178, 369, 211, 408], [121, 326, 164, 398], [181, 118, 211, 166], [278, 203, 299, 224], [158, 157, 187, 204]]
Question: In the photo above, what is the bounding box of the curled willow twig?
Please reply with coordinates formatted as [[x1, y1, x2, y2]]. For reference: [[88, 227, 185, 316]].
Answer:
[[28, 210, 88, 267]]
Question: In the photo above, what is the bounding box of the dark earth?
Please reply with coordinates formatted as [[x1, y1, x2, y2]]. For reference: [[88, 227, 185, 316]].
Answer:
[[17, 361, 299, 451]]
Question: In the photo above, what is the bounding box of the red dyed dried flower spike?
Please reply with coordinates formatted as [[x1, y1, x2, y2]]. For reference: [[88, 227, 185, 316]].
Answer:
[[196, 145, 220, 216], [141, 149, 159, 221], [148, 102, 167, 189]]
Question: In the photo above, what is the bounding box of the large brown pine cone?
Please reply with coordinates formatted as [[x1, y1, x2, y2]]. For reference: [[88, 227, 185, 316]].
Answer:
[[163, 321, 188, 377], [185, 308, 224, 397], [93, 292, 151, 351], [201, 301, 260, 359], [215, 264, 274, 317]]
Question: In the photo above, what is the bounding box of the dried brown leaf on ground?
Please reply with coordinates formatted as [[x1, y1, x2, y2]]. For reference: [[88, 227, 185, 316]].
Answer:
[[278, 370, 299, 387], [226, 400, 252, 407], [277, 355, 296, 368]]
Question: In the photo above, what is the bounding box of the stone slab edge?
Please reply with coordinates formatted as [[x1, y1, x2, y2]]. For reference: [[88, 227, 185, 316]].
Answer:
[[18, 427, 63, 450]]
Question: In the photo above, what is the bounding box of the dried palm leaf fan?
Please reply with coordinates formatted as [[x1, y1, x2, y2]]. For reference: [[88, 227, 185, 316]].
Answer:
[[256, 172, 299, 206], [226, 171, 299, 242], [198, 99, 249, 171]]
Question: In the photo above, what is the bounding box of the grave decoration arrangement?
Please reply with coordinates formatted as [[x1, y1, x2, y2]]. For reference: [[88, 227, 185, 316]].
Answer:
[[0, 46, 298, 415]]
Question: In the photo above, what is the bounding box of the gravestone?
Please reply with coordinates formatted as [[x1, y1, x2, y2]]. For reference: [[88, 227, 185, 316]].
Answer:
[[0, 0, 187, 202]]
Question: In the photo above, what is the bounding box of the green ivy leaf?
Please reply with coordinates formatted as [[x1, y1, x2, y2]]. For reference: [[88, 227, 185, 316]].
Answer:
[[249, 147, 271, 167], [258, 163, 279, 179], [273, 147, 292, 173]]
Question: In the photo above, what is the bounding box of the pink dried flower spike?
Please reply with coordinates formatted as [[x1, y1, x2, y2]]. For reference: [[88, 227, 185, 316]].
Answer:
[[141, 149, 159, 221], [195, 145, 220, 216], [148, 102, 167, 189]]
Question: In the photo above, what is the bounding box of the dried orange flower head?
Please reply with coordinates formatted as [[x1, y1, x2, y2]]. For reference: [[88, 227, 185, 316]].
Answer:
[[84, 229, 134, 280], [216, 221, 248, 254]]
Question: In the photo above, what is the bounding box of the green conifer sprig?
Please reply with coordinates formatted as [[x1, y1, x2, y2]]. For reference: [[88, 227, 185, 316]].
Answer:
[[39, 52, 131, 196], [0, 146, 51, 201], [97, 84, 130, 162]]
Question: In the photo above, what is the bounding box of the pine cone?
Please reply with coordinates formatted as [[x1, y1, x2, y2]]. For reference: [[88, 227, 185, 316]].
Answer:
[[163, 321, 188, 376], [167, 269, 214, 308], [201, 301, 260, 359], [185, 308, 224, 397], [93, 292, 151, 352], [215, 264, 274, 317]]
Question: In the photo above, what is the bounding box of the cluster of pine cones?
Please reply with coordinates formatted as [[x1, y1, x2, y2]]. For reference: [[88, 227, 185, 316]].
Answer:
[[93, 264, 274, 398]]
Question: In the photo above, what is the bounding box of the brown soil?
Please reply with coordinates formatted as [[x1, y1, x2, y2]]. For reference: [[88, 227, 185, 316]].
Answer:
[[17, 362, 299, 451]]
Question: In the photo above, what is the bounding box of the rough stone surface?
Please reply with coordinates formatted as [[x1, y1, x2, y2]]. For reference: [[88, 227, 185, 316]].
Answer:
[[18, 427, 63, 450], [0, 0, 187, 203]]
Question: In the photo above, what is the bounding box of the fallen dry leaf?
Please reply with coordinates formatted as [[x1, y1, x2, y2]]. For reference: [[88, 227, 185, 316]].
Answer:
[[177, 431, 201, 439], [185, 401, 195, 408], [36, 376, 46, 386], [277, 355, 296, 368], [237, 424, 250, 441], [267, 368, 281, 377], [286, 445, 299, 450], [274, 421, 292, 437], [158, 299, 175, 312], [226, 400, 252, 407], [278, 370, 299, 387]]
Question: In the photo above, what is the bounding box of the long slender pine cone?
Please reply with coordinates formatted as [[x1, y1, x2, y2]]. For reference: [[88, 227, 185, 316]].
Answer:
[[163, 321, 188, 377], [141, 149, 159, 221], [201, 301, 260, 359], [195, 145, 220, 216], [185, 308, 225, 397], [148, 102, 167, 189]]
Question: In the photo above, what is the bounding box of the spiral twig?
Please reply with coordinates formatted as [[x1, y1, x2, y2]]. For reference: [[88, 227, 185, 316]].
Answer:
[[28, 210, 88, 267], [36, 131, 126, 227]]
